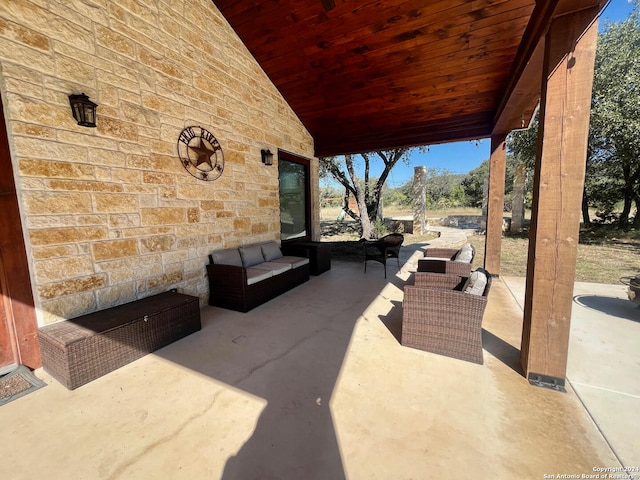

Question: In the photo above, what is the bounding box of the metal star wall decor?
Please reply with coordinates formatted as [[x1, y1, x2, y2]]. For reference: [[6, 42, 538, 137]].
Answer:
[[177, 126, 225, 181]]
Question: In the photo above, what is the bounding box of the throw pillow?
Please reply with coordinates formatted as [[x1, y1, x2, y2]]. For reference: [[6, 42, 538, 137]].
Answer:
[[261, 242, 283, 261], [455, 243, 474, 263], [463, 269, 487, 295], [239, 245, 265, 267]]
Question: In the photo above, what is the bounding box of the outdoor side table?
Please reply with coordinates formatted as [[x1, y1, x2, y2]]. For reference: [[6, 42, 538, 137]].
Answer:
[[282, 241, 331, 275]]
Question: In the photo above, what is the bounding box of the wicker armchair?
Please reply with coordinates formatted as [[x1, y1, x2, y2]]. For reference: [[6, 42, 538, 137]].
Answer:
[[401, 268, 491, 364], [417, 244, 475, 277], [364, 233, 404, 278]]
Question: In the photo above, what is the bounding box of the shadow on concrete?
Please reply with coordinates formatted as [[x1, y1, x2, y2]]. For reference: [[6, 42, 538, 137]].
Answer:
[[376, 283, 524, 378], [377, 299, 403, 344], [152, 261, 393, 480], [481, 329, 524, 375], [573, 294, 640, 323], [377, 299, 525, 375], [398, 243, 430, 262]]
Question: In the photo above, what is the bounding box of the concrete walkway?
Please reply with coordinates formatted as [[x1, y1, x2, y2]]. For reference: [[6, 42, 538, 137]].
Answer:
[[426, 225, 480, 247], [396, 225, 480, 264], [2, 233, 636, 478]]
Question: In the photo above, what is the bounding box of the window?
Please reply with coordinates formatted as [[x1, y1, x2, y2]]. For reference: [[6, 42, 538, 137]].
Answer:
[[278, 150, 311, 242]]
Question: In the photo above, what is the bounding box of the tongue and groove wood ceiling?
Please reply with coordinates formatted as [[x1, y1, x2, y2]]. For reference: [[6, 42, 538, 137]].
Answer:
[[212, 0, 604, 157]]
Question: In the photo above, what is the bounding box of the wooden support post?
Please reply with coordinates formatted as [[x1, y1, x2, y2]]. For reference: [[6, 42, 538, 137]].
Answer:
[[484, 134, 507, 276], [520, 9, 599, 390]]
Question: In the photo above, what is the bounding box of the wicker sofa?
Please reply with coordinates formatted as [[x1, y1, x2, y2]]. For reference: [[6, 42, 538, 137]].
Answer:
[[417, 243, 475, 276], [401, 268, 491, 364], [207, 241, 310, 312]]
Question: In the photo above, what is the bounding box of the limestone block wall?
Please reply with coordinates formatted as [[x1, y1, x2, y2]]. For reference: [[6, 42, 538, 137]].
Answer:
[[0, 0, 317, 324]]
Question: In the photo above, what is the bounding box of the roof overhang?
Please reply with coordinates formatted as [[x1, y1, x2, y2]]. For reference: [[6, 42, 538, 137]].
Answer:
[[213, 0, 607, 157]]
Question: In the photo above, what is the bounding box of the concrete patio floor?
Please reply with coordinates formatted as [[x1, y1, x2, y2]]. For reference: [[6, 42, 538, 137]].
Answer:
[[502, 276, 640, 472], [2, 243, 638, 479]]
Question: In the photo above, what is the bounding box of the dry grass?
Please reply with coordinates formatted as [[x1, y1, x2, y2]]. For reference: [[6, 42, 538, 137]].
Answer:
[[320, 205, 482, 221], [321, 206, 640, 284], [467, 234, 640, 284]]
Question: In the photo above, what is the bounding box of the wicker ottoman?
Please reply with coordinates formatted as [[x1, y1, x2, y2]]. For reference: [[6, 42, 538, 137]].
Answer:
[[38, 291, 201, 390]]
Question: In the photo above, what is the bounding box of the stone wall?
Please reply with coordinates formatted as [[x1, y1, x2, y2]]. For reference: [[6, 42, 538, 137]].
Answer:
[[0, 0, 316, 324]]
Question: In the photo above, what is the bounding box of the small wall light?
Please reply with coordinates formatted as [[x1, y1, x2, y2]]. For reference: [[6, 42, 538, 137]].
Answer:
[[261, 149, 274, 166], [68, 93, 98, 127]]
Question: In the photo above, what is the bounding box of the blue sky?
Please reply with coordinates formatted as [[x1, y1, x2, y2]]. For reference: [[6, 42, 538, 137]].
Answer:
[[343, 0, 636, 189]]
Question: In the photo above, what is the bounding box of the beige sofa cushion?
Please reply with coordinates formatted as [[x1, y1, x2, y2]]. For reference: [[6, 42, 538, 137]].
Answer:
[[463, 269, 488, 296], [454, 243, 474, 263]]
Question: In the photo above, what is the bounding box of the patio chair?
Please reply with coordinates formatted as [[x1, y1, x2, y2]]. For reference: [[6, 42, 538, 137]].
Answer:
[[417, 243, 475, 277], [364, 233, 404, 278], [401, 268, 491, 364]]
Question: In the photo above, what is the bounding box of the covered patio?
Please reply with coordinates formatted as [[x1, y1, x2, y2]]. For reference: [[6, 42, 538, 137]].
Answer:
[[2, 239, 638, 478], [0, 0, 608, 388], [2, 0, 635, 477], [214, 0, 608, 389]]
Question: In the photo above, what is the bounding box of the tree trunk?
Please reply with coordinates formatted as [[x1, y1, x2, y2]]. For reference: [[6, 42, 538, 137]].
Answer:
[[619, 194, 632, 228], [511, 163, 526, 232], [358, 192, 374, 239], [632, 167, 640, 227], [344, 154, 373, 238], [619, 164, 633, 228], [581, 186, 591, 226]]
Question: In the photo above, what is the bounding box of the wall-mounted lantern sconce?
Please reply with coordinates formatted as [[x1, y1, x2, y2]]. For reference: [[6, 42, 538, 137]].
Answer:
[[261, 149, 274, 166], [68, 93, 98, 127]]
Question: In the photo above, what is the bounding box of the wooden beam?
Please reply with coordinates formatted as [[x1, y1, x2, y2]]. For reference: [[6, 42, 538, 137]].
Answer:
[[492, 0, 606, 135], [484, 134, 507, 276], [216, 0, 538, 155], [520, 8, 599, 389], [0, 94, 41, 368], [316, 122, 498, 151], [492, 0, 558, 134]]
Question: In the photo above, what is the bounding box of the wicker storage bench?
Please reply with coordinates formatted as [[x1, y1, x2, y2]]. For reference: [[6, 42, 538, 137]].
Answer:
[[38, 291, 201, 390]]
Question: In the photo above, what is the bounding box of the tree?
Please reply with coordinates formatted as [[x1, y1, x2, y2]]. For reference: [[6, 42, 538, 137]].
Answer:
[[319, 183, 343, 207], [508, 114, 538, 172], [461, 160, 490, 208], [502, 116, 538, 216], [394, 167, 465, 208], [320, 148, 418, 239], [506, 3, 640, 227], [590, 3, 640, 227], [424, 168, 465, 206], [461, 151, 527, 211]]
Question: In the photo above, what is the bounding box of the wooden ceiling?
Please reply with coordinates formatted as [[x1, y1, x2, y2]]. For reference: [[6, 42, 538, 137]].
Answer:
[[213, 0, 606, 157]]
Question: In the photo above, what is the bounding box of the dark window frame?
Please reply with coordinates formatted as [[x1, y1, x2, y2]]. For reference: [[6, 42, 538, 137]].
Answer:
[[278, 149, 312, 243]]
